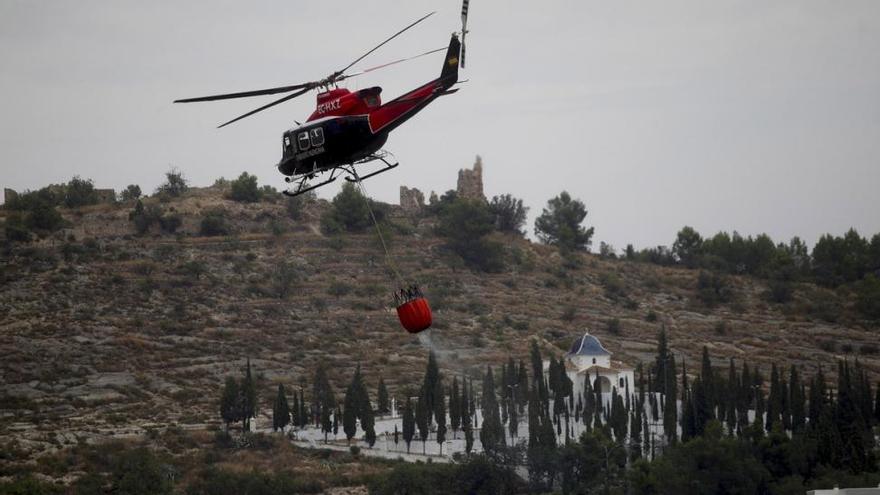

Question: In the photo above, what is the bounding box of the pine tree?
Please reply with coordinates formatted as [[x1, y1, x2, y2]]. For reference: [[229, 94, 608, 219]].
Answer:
[[402, 396, 415, 453], [377, 377, 390, 415], [272, 384, 291, 433], [450, 377, 461, 439]]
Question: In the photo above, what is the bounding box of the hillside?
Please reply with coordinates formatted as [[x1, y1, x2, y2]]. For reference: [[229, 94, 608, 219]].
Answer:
[[1, 176, 878, 468]]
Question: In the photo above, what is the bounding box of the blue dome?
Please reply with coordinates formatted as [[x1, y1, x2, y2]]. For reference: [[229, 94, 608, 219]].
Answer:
[[568, 333, 610, 356]]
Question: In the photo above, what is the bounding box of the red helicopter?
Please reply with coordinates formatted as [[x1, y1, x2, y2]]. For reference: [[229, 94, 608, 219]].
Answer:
[[175, 2, 471, 197]]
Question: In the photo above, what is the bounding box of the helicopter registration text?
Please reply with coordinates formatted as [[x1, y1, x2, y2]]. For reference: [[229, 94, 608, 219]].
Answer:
[[296, 147, 325, 160], [316, 99, 341, 115]]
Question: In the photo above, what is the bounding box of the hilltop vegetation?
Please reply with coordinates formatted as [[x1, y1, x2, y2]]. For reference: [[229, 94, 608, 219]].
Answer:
[[1, 167, 878, 490]]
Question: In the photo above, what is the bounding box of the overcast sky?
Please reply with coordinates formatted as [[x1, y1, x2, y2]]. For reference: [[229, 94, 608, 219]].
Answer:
[[1, 1, 878, 250]]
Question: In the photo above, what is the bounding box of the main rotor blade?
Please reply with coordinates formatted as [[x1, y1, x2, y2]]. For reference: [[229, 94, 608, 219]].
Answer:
[[217, 86, 313, 128], [337, 11, 436, 76], [337, 46, 446, 81], [175, 82, 314, 103]]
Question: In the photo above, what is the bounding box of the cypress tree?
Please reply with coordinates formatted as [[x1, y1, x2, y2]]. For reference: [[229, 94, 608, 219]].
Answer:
[[422, 351, 440, 424], [299, 389, 308, 428], [394, 424, 399, 445], [692, 377, 710, 436], [726, 358, 738, 435], [377, 377, 390, 415], [402, 396, 415, 453], [663, 354, 678, 444], [415, 386, 429, 454], [362, 403, 376, 448], [766, 363, 781, 431], [343, 374, 358, 443], [333, 406, 340, 436], [679, 358, 689, 436], [630, 399, 643, 461], [462, 380, 474, 453], [530, 340, 548, 405], [874, 381, 880, 425], [509, 395, 519, 439], [700, 346, 716, 416], [653, 326, 670, 395], [435, 385, 447, 455], [291, 391, 300, 429], [450, 377, 461, 439], [517, 359, 529, 411], [480, 366, 505, 454], [272, 383, 291, 433], [242, 358, 256, 431], [791, 366, 806, 434], [220, 376, 240, 433], [780, 375, 791, 431]]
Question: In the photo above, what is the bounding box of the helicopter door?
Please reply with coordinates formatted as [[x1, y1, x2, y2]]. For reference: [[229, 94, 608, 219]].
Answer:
[[297, 132, 310, 151]]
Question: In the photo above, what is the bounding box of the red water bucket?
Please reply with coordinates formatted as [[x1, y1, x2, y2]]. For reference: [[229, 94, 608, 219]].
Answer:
[[396, 297, 433, 333]]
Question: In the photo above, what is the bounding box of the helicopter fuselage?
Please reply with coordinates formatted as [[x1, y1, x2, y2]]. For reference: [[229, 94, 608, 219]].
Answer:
[[277, 34, 460, 178]]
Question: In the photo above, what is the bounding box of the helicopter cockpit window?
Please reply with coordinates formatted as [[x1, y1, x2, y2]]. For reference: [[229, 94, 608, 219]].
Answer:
[[364, 95, 380, 108], [310, 128, 325, 147], [283, 136, 293, 153], [297, 132, 310, 151]]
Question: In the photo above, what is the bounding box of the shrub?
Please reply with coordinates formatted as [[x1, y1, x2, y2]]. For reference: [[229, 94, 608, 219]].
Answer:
[[274, 261, 300, 299], [600, 272, 627, 301], [159, 213, 182, 233], [227, 172, 261, 203], [859, 343, 878, 355], [607, 318, 621, 335], [646, 310, 658, 322], [120, 184, 142, 201], [4, 212, 31, 242], [488, 193, 528, 235], [320, 182, 377, 233], [765, 279, 793, 304], [327, 280, 352, 297], [64, 176, 99, 208], [286, 191, 315, 220], [561, 306, 577, 322], [696, 271, 733, 306], [200, 210, 230, 236], [854, 274, 880, 320], [155, 168, 188, 198], [436, 199, 504, 272]]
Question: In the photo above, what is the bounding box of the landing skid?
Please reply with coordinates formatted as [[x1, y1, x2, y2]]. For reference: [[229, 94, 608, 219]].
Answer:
[[281, 150, 399, 197]]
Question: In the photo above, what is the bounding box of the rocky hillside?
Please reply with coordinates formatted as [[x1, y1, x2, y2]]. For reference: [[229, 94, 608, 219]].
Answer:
[[1, 176, 877, 466]]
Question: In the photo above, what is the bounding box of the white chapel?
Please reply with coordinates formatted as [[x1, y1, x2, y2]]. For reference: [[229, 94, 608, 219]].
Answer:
[[545, 332, 635, 403]]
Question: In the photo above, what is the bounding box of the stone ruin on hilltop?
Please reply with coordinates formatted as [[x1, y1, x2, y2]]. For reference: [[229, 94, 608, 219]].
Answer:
[[398, 155, 486, 215]]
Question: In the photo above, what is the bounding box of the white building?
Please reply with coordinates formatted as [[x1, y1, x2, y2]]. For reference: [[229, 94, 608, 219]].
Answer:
[[545, 332, 635, 404]]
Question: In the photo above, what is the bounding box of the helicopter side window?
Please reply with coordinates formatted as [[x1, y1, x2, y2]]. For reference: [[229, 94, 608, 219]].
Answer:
[[310, 128, 325, 147], [297, 132, 310, 151]]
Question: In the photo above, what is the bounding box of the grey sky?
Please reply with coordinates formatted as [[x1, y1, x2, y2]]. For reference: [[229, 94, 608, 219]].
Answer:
[[1, 1, 878, 250]]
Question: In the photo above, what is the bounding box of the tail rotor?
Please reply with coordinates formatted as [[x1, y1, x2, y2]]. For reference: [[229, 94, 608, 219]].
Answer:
[[460, 0, 470, 68]]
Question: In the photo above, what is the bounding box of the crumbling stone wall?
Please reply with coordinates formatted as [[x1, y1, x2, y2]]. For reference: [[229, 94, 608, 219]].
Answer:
[[456, 155, 485, 201], [399, 186, 424, 215]]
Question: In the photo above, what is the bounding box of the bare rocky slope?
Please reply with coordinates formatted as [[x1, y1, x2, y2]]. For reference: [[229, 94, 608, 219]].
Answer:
[[1, 183, 877, 465]]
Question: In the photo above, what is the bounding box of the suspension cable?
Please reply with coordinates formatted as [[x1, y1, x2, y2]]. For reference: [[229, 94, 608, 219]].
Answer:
[[348, 167, 405, 287]]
